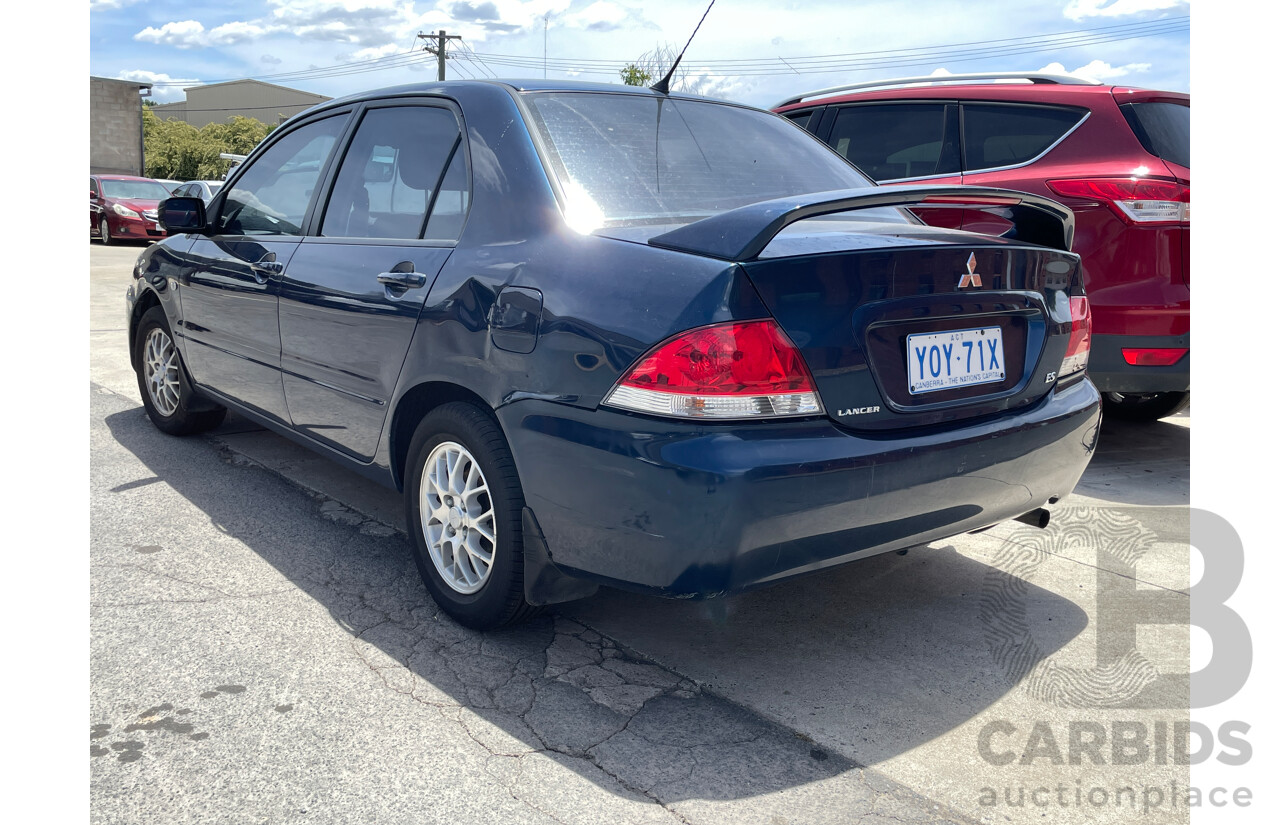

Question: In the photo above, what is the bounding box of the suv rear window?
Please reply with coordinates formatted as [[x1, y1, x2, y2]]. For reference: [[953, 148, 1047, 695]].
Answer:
[[960, 104, 1083, 171], [1121, 102, 1189, 168]]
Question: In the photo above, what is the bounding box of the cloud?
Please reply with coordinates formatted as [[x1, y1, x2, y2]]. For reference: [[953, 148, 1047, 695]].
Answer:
[[567, 1, 629, 32], [260, 54, 283, 64], [90, 0, 142, 10], [116, 70, 200, 103], [450, 1, 501, 21], [1064, 0, 1187, 22], [134, 20, 208, 49], [1038, 59, 1151, 82]]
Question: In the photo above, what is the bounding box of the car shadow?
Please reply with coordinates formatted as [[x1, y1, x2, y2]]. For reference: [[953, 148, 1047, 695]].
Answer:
[[1068, 412, 1189, 506], [103, 404, 1088, 804]]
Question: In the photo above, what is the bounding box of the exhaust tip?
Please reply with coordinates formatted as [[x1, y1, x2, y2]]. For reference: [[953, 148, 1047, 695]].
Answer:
[[1015, 507, 1051, 529]]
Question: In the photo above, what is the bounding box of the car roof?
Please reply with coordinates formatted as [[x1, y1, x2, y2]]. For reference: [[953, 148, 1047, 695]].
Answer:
[[775, 80, 1188, 113], [94, 174, 159, 181], [315, 78, 733, 112]]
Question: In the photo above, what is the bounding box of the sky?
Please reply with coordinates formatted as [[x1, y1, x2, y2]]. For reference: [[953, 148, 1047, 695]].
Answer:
[[88, 0, 1191, 109]]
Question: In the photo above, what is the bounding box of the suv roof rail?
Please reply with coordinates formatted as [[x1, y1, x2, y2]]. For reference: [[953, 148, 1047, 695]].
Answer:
[[772, 72, 1103, 109]]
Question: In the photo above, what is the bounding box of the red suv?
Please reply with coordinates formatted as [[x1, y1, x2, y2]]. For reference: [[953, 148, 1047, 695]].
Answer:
[[90, 175, 173, 244], [774, 73, 1189, 421]]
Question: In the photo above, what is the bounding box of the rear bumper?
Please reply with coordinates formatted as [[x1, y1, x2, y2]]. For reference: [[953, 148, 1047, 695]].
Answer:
[[498, 378, 1101, 598], [1088, 333, 1190, 393]]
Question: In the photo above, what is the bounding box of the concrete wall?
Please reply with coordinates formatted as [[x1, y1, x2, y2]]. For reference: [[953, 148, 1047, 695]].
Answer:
[[90, 77, 149, 175], [149, 80, 330, 129]]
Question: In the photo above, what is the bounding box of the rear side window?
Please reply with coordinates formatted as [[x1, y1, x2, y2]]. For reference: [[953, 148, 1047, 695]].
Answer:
[[961, 104, 1082, 171], [1121, 102, 1189, 168], [321, 106, 463, 240], [219, 115, 345, 236], [828, 104, 959, 182]]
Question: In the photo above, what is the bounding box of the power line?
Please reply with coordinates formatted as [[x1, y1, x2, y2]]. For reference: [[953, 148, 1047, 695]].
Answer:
[[135, 15, 1187, 90]]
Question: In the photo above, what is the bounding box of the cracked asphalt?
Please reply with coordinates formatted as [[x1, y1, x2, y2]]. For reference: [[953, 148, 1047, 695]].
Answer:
[[91, 243, 1191, 824]]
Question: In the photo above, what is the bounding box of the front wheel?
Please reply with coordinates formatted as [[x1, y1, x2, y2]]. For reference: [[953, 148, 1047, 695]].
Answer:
[[99, 216, 112, 245], [134, 307, 227, 435], [1102, 391, 1190, 422], [404, 403, 537, 630]]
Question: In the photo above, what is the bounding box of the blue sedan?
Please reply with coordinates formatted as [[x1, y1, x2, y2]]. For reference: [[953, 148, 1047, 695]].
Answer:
[[128, 80, 1100, 629]]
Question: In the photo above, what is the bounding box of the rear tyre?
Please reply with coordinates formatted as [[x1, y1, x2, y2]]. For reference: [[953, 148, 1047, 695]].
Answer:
[[134, 307, 227, 435], [99, 216, 112, 245], [404, 402, 538, 630], [1102, 391, 1190, 422]]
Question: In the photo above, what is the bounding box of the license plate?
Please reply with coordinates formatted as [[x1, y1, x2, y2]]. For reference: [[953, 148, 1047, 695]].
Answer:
[[907, 326, 1005, 395]]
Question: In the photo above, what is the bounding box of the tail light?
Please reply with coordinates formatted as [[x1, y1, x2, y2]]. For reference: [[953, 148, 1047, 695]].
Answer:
[[1047, 178, 1189, 225], [1059, 296, 1091, 378], [603, 319, 823, 419]]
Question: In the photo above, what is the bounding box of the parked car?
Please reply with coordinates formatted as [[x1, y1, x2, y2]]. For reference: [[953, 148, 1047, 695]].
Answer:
[[91, 175, 172, 244], [774, 73, 1189, 420], [171, 179, 224, 205], [129, 80, 1100, 629]]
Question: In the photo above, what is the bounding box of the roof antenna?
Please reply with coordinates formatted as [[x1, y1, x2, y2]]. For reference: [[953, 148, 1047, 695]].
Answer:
[[650, 0, 715, 95]]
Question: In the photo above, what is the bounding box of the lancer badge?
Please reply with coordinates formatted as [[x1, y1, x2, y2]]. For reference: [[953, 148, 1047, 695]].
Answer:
[[958, 253, 983, 289]]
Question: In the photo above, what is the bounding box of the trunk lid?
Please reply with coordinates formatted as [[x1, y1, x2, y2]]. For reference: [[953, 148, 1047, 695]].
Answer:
[[742, 220, 1081, 430]]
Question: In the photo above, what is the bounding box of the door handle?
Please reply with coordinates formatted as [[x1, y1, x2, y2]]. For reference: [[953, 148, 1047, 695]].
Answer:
[[250, 255, 283, 284], [377, 263, 425, 289]]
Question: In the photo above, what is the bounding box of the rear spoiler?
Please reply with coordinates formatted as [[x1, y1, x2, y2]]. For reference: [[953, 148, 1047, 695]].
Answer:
[[648, 185, 1075, 262]]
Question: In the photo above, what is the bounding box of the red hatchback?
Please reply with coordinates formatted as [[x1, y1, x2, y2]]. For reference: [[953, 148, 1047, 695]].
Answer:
[[774, 73, 1189, 420], [91, 175, 172, 244]]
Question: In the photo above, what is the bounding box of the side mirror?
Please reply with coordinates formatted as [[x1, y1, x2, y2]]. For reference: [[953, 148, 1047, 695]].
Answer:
[[158, 196, 207, 233]]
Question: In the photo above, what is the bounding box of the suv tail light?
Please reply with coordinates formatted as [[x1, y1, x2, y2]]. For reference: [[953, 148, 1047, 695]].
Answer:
[[603, 319, 823, 419], [1047, 178, 1189, 225], [1059, 296, 1091, 378], [1122, 347, 1187, 367]]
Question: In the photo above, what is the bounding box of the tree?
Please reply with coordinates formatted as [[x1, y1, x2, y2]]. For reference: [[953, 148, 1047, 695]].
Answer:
[[619, 63, 652, 86], [143, 110, 274, 180], [627, 43, 719, 96]]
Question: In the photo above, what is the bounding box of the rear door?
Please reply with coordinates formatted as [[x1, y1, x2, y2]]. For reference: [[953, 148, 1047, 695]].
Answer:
[[277, 100, 469, 460], [178, 112, 350, 422]]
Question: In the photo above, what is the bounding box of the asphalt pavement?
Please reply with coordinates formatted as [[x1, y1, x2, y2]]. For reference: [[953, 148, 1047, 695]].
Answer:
[[90, 242, 1191, 824]]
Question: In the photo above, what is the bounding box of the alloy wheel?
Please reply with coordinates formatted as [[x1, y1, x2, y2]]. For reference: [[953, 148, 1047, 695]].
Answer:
[[419, 441, 497, 594], [143, 327, 181, 416]]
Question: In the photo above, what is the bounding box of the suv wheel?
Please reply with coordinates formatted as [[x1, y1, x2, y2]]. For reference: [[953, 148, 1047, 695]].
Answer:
[[404, 403, 538, 630], [1102, 391, 1190, 422]]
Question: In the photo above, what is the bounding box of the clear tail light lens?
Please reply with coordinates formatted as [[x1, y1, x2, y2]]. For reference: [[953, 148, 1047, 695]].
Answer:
[[1059, 295, 1092, 378], [603, 319, 823, 419], [1047, 178, 1189, 225]]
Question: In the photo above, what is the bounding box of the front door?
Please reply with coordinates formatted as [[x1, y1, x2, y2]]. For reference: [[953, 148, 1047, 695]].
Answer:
[[177, 114, 349, 422]]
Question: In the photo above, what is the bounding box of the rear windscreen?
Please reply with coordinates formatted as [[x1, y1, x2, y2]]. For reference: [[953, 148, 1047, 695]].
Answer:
[[1122, 101, 1190, 168]]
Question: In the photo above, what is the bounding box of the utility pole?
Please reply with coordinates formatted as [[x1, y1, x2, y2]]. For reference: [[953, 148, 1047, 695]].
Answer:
[[418, 30, 462, 81]]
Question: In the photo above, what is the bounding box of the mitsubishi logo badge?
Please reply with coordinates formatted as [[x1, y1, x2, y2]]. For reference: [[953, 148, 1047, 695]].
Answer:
[[958, 252, 983, 289]]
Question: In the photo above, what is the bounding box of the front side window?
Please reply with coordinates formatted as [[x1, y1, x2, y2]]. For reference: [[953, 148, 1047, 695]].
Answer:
[[90, 179, 99, 197], [961, 104, 1083, 171], [828, 104, 958, 182], [525, 92, 875, 228], [321, 106, 462, 240], [219, 115, 346, 236]]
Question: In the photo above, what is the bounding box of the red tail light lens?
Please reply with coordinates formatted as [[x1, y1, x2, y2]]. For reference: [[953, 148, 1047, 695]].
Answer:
[[1047, 178, 1189, 225], [1122, 347, 1188, 367], [1059, 295, 1091, 378], [604, 320, 823, 419]]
